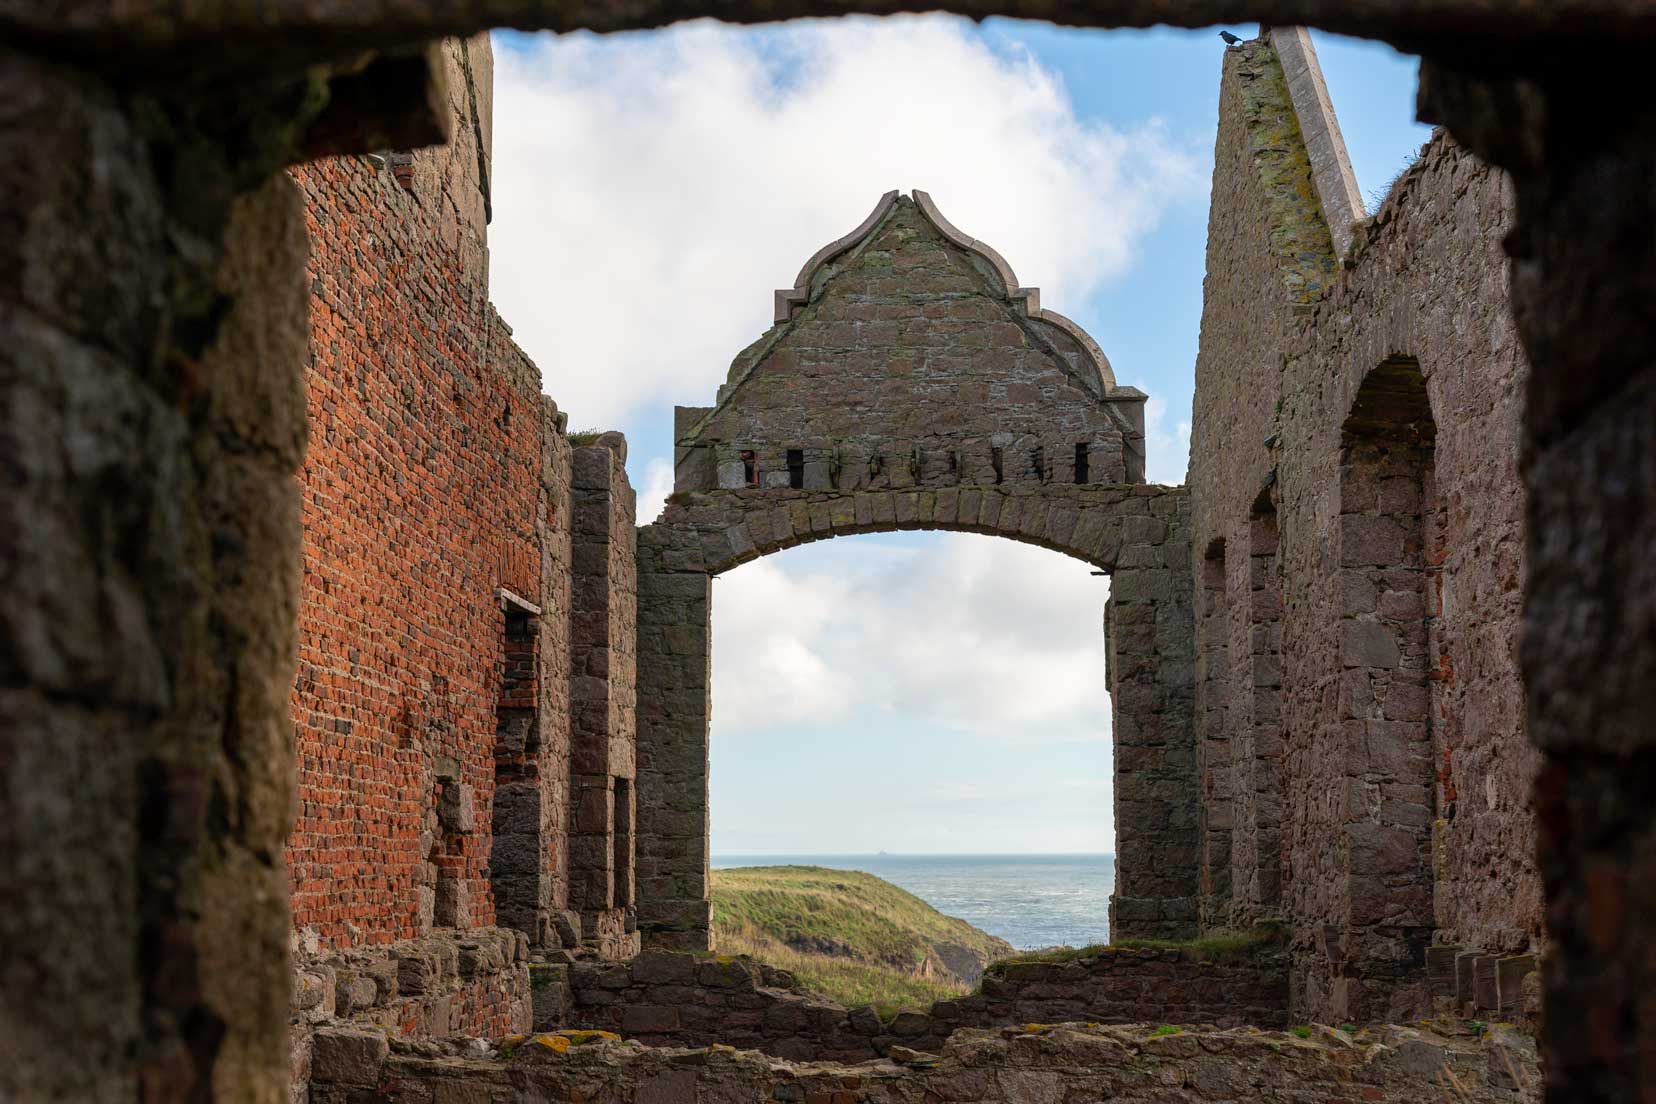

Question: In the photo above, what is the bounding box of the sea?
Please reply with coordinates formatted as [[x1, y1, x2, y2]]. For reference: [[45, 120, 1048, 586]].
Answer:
[[711, 853, 1116, 951]]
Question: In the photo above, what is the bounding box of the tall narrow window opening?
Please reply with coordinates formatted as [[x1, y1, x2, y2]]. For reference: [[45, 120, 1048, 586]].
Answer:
[[740, 450, 757, 487], [991, 447, 1004, 484], [1196, 540, 1233, 929], [1074, 443, 1090, 485], [1233, 493, 1283, 920], [612, 777, 633, 910], [787, 449, 805, 489], [491, 591, 545, 941]]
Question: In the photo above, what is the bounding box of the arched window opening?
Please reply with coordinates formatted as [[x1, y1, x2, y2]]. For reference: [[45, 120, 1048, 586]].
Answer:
[[706, 531, 1116, 1006], [1333, 356, 1439, 1003]]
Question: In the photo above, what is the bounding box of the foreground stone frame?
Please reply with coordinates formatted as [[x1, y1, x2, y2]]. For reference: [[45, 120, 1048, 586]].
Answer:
[[634, 484, 1197, 949]]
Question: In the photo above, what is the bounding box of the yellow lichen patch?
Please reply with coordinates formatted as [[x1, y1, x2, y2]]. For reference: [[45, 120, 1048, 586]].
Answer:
[[529, 1034, 571, 1054], [1020, 1023, 1054, 1034], [553, 1029, 621, 1046]]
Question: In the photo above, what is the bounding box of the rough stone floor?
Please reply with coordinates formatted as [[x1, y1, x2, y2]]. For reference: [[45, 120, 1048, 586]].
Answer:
[[309, 1019, 1539, 1102]]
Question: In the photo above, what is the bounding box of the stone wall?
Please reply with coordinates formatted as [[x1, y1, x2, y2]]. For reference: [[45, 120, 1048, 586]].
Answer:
[[1189, 34, 1537, 1024], [558, 945, 1287, 1061], [640, 196, 1197, 951], [569, 435, 641, 958], [674, 193, 1147, 494], [636, 484, 1199, 948], [289, 927, 531, 1101], [0, 47, 317, 1099], [306, 1020, 1539, 1103]]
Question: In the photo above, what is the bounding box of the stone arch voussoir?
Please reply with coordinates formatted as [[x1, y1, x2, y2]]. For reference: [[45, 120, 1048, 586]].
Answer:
[[634, 483, 1200, 951], [640, 485, 1165, 577]]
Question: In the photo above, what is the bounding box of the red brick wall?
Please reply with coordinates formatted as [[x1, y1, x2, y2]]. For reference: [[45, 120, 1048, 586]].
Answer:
[[286, 131, 562, 948]]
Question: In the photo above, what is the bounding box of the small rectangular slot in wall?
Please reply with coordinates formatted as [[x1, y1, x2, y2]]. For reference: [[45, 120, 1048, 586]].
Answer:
[[787, 449, 805, 489], [740, 450, 757, 486], [611, 777, 633, 909], [1032, 445, 1046, 483], [991, 447, 1004, 484], [1075, 442, 1089, 484]]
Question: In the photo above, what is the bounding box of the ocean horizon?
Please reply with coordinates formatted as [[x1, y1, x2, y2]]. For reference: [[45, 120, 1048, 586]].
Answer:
[[712, 852, 1117, 951]]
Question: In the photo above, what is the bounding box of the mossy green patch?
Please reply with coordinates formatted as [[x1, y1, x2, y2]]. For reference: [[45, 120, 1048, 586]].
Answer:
[[984, 923, 1283, 978]]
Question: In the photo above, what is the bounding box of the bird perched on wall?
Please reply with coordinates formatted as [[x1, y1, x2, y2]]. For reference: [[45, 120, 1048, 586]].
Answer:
[[1219, 31, 1242, 45]]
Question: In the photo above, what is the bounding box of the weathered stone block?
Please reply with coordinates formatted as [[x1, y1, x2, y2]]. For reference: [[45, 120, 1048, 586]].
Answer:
[[310, 1027, 389, 1087]]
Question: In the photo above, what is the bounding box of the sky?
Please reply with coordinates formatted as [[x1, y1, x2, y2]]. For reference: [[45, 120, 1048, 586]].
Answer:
[[488, 17, 1431, 855]]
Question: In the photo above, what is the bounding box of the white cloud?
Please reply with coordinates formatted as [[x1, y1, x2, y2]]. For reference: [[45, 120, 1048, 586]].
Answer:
[[710, 556, 858, 731], [711, 533, 1111, 742], [490, 16, 1198, 429], [1143, 395, 1192, 484], [634, 456, 674, 525]]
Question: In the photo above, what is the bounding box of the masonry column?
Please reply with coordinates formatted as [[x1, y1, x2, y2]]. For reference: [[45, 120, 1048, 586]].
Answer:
[[1417, 51, 1656, 1102], [568, 434, 640, 959], [488, 404, 573, 948], [0, 49, 310, 1094], [634, 526, 714, 952], [1107, 488, 1200, 940]]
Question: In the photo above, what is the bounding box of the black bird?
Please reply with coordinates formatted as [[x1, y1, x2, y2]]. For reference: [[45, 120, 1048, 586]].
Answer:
[[1219, 31, 1242, 45]]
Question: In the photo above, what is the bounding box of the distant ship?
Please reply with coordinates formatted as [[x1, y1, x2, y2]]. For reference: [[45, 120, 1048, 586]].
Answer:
[[877, 849, 890, 856]]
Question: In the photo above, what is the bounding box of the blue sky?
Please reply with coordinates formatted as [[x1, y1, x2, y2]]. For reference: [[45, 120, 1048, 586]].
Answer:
[[488, 18, 1430, 854]]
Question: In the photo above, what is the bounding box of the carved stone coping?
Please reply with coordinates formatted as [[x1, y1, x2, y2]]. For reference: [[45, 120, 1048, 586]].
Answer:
[[913, 189, 1118, 395], [1268, 27, 1365, 260], [772, 189, 900, 324]]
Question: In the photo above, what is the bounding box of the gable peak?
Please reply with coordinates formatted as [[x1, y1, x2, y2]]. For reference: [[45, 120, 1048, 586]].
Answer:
[[771, 189, 1119, 394]]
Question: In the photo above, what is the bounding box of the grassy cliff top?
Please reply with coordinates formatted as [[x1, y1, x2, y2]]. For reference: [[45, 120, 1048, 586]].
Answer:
[[712, 865, 1012, 969], [710, 865, 1014, 1010]]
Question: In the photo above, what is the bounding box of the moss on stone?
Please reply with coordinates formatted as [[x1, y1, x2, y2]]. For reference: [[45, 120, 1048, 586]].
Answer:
[[983, 924, 1284, 978]]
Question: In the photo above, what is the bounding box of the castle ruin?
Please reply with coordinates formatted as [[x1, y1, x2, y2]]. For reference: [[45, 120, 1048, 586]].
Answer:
[[277, 26, 1539, 1088], [3, 3, 1653, 1102]]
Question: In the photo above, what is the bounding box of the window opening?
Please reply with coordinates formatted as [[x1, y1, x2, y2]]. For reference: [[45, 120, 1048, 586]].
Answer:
[[612, 777, 633, 909], [787, 449, 805, 489]]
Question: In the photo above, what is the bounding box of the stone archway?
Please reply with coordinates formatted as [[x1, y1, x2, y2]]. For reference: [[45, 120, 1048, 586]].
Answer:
[[632, 192, 1199, 951]]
